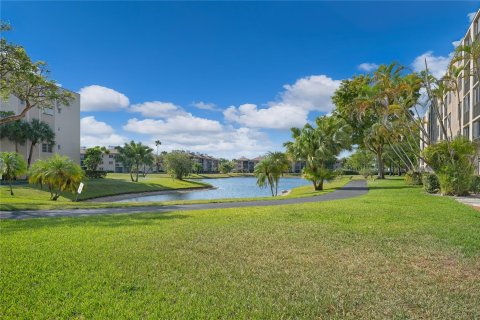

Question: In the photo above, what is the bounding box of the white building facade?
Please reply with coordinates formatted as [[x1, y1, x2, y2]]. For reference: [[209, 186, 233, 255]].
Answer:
[[0, 91, 81, 164]]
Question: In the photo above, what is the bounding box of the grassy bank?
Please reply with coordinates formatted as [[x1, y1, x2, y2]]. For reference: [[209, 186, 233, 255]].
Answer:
[[0, 173, 209, 211], [1, 178, 479, 318], [1, 174, 352, 211]]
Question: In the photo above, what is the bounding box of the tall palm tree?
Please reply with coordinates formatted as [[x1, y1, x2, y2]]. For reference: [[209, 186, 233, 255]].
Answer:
[[155, 140, 162, 172], [0, 152, 27, 195], [267, 151, 291, 196], [254, 157, 275, 196], [284, 116, 351, 190], [25, 119, 55, 168]]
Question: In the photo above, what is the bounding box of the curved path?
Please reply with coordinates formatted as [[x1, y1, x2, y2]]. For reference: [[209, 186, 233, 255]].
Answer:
[[0, 180, 368, 220]]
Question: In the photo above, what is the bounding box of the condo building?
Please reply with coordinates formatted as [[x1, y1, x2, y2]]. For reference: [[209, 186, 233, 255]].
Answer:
[[422, 10, 480, 172], [0, 91, 81, 164]]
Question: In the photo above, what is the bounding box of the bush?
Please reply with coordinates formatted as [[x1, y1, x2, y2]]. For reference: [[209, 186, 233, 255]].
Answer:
[[423, 137, 476, 196], [85, 170, 107, 179], [404, 171, 422, 185], [422, 173, 439, 193], [163, 152, 193, 180], [470, 176, 480, 194]]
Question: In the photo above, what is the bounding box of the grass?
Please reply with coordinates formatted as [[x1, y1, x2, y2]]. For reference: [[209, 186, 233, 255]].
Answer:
[[0, 174, 352, 211], [1, 177, 479, 318], [0, 173, 208, 211]]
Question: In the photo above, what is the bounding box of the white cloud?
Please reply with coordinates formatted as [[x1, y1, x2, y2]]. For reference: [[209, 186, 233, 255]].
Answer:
[[192, 101, 220, 111], [224, 103, 309, 129], [411, 51, 453, 79], [79, 85, 129, 112], [80, 116, 127, 147], [123, 115, 223, 135], [129, 101, 187, 118], [224, 75, 340, 129], [468, 11, 477, 22], [357, 62, 379, 72], [122, 116, 271, 158], [452, 39, 462, 48]]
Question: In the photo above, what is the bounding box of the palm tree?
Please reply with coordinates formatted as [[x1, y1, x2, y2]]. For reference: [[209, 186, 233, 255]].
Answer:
[[284, 116, 351, 190], [155, 140, 162, 172], [115, 141, 154, 182], [254, 157, 275, 196], [267, 151, 291, 196], [28, 154, 84, 201], [0, 152, 27, 195], [25, 119, 55, 168], [0, 119, 29, 153]]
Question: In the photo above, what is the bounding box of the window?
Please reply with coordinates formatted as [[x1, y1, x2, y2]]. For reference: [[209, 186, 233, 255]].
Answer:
[[109, 161, 113, 165], [57, 107, 62, 114], [474, 120, 480, 139], [464, 126, 470, 138], [43, 108, 54, 116], [58, 145, 61, 150], [109, 155, 114, 158], [42, 143, 53, 153]]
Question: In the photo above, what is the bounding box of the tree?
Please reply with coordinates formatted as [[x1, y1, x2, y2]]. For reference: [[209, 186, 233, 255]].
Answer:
[[219, 159, 235, 174], [28, 154, 84, 201], [163, 152, 193, 180], [346, 148, 375, 177], [84, 146, 109, 171], [154, 140, 162, 172], [192, 162, 203, 174], [115, 141, 154, 182], [254, 157, 275, 196], [25, 119, 55, 168], [0, 152, 27, 195], [267, 152, 290, 196], [0, 113, 29, 152], [284, 116, 351, 190], [0, 22, 74, 125], [254, 152, 290, 197]]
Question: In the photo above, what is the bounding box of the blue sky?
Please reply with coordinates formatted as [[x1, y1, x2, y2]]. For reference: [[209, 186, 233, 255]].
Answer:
[[3, 1, 479, 158]]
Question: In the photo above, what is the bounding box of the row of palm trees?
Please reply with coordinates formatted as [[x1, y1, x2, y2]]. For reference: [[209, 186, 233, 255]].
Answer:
[[0, 116, 55, 168], [0, 152, 83, 199]]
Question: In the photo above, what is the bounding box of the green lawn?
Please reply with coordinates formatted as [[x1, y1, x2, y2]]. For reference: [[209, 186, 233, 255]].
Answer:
[[1, 178, 479, 318]]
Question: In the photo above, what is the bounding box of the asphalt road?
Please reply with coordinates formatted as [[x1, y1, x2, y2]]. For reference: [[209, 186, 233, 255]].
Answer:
[[0, 179, 368, 220]]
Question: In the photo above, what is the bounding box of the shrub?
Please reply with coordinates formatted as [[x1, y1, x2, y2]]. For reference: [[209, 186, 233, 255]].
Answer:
[[422, 173, 439, 193], [163, 152, 193, 180], [85, 170, 107, 179], [29, 155, 84, 201], [423, 137, 476, 196], [404, 171, 422, 185], [470, 176, 480, 194], [341, 169, 359, 175]]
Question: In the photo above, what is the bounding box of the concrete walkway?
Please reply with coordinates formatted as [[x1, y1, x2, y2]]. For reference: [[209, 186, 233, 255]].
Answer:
[[0, 180, 368, 220]]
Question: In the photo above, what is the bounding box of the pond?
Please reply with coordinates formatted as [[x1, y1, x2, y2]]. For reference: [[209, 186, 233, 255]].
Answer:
[[119, 177, 310, 202]]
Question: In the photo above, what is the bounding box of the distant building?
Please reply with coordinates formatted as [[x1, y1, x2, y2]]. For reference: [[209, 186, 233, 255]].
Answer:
[[80, 146, 128, 173], [0, 90, 81, 164], [234, 156, 264, 173], [183, 151, 220, 173]]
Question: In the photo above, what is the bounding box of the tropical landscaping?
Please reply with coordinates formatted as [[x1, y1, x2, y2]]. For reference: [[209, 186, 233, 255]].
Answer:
[[2, 178, 479, 318], [2, 7, 480, 319]]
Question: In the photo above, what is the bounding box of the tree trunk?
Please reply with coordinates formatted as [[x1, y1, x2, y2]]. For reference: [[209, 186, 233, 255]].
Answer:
[[129, 169, 135, 182], [27, 142, 36, 168], [135, 164, 139, 182], [9, 180, 13, 196], [376, 151, 385, 179], [15, 142, 18, 153]]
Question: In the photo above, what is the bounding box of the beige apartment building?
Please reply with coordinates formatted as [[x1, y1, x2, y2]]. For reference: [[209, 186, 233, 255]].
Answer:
[[0, 91, 81, 164], [422, 10, 480, 171]]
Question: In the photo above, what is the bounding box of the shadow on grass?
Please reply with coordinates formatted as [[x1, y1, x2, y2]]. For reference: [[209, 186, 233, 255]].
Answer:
[[1, 212, 190, 232], [367, 185, 417, 190]]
